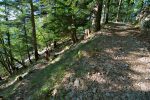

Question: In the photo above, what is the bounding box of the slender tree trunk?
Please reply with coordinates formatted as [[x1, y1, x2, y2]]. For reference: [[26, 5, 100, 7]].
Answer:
[[6, 31, 15, 71], [105, 0, 111, 24], [23, 20, 32, 63], [94, 0, 103, 32], [70, 15, 78, 43], [53, 40, 57, 48], [71, 28, 78, 43], [116, 0, 122, 22], [30, 0, 39, 61], [0, 38, 13, 75], [0, 54, 12, 75]]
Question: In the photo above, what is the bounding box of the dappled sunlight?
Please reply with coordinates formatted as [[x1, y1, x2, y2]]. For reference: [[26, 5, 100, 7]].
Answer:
[[0, 71, 29, 89], [1, 22, 150, 99], [50, 56, 62, 64], [134, 82, 150, 92], [47, 23, 150, 99]]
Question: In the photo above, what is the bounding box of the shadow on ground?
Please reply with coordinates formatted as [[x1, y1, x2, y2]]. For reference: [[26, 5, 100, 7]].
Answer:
[[0, 23, 150, 100]]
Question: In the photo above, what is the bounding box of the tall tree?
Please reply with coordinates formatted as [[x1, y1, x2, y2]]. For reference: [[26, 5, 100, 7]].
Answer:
[[105, 0, 111, 23], [4, 0, 15, 73], [116, 0, 122, 22], [94, 0, 103, 32], [30, 0, 39, 61]]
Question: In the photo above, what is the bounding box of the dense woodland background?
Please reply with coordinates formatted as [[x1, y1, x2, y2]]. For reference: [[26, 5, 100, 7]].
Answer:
[[0, 0, 150, 99]]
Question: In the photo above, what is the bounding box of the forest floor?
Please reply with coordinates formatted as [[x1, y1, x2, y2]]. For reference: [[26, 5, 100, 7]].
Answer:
[[0, 22, 150, 100]]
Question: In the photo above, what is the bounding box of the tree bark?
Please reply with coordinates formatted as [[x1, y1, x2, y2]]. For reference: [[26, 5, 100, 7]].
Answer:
[[105, 0, 111, 24], [0, 54, 12, 75], [94, 0, 103, 32], [53, 40, 57, 48], [71, 28, 78, 43], [116, 0, 122, 22], [4, 2, 15, 73], [23, 20, 32, 63], [30, 0, 39, 61]]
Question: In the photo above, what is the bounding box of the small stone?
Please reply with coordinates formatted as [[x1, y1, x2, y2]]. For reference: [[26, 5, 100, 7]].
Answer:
[[52, 88, 57, 96], [16, 96, 23, 100], [125, 64, 129, 67], [145, 77, 150, 80], [105, 92, 111, 96], [92, 88, 97, 93], [74, 78, 80, 88]]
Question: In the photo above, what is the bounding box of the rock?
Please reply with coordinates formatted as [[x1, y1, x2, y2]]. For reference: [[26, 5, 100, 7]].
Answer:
[[16, 96, 23, 100], [90, 65, 96, 69], [125, 64, 129, 67], [105, 92, 111, 97], [145, 77, 150, 80], [52, 88, 57, 96], [123, 64, 129, 69], [74, 78, 80, 88], [92, 88, 97, 93]]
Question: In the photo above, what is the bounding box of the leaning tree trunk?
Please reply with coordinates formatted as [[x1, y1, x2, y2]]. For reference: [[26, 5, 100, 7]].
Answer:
[[4, 2, 15, 73], [116, 0, 122, 22], [94, 0, 103, 32], [105, 0, 111, 24], [0, 51, 12, 75], [30, 0, 39, 61], [0, 37, 14, 75]]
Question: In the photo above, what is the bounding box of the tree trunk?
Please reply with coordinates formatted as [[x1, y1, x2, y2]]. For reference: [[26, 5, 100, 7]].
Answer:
[[23, 20, 32, 63], [116, 0, 122, 22], [71, 28, 78, 44], [4, 2, 15, 73], [94, 0, 103, 32], [53, 40, 57, 49], [0, 54, 12, 75], [6, 31, 15, 71], [0, 38, 13, 75], [105, 0, 111, 24], [30, 0, 39, 61]]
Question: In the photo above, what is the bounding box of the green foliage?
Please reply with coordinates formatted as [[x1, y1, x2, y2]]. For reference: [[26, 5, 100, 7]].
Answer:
[[42, 0, 93, 40]]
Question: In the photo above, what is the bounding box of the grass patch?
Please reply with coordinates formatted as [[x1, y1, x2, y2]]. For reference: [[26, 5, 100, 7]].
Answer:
[[0, 35, 100, 100]]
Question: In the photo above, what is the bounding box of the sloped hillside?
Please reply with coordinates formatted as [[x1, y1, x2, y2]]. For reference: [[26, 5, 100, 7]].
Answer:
[[0, 23, 150, 100]]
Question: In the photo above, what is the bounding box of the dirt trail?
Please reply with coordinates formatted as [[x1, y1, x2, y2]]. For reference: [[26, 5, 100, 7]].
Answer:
[[52, 23, 150, 100]]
